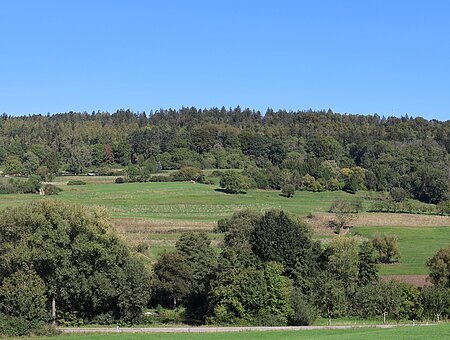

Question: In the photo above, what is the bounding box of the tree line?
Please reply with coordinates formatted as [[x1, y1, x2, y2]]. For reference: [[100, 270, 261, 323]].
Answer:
[[0, 107, 449, 203], [0, 202, 448, 336]]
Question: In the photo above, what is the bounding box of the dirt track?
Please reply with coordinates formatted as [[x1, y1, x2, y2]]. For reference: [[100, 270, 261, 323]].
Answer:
[[59, 324, 435, 333]]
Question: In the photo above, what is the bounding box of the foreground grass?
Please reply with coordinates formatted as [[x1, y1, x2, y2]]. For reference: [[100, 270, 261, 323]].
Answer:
[[43, 323, 450, 340], [353, 226, 450, 275]]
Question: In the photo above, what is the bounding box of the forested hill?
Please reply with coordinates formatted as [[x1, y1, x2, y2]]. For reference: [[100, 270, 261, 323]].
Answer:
[[1, 107, 449, 203]]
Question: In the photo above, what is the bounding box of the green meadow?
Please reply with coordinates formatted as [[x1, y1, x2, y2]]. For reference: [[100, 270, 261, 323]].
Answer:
[[0, 181, 362, 221], [353, 226, 450, 275]]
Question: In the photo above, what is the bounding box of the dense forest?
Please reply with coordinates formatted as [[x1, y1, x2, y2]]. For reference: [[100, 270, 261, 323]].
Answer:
[[0, 107, 449, 203]]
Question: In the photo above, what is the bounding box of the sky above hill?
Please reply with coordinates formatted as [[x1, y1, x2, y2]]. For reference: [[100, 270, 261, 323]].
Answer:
[[0, 0, 449, 120]]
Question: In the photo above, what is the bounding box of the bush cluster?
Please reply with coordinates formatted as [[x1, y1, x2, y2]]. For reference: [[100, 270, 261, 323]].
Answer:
[[369, 199, 450, 216], [0, 176, 41, 194], [67, 180, 87, 185]]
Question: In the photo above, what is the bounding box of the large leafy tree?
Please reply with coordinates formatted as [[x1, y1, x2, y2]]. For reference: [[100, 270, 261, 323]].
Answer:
[[176, 232, 217, 296], [420, 286, 450, 321], [3, 156, 25, 174], [152, 252, 192, 309], [208, 257, 293, 326], [152, 232, 217, 314], [372, 234, 401, 264], [326, 237, 360, 294], [0, 201, 151, 322], [312, 272, 348, 321], [357, 241, 379, 286], [354, 281, 420, 322], [427, 245, 450, 288], [410, 164, 449, 204], [249, 210, 320, 289], [175, 232, 217, 317], [220, 210, 260, 252], [190, 125, 219, 154]]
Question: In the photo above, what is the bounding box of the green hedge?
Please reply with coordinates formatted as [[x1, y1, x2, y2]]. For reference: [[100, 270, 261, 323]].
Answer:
[[0, 314, 56, 337]]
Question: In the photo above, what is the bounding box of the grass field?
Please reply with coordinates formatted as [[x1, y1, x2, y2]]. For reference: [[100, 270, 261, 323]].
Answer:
[[0, 181, 364, 221], [42, 324, 450, 340]]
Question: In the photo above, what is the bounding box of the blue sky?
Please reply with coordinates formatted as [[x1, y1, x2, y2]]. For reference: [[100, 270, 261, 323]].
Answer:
[[0, 0, 449, 120]]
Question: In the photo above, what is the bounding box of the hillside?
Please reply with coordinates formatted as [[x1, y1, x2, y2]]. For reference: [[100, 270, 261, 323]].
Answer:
[[1, 108, 449, 204]]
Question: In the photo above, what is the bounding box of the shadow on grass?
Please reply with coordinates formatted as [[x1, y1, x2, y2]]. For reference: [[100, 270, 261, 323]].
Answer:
[[214, 188, 247, 195]]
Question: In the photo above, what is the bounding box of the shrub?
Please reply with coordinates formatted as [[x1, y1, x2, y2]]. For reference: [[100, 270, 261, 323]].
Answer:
[[216, 218, 229, 233], [88, 312, 116, 325], [149, 175, 173, 182], [67, 180, 86, 185], [281, 184, 295, 198], [329, 199, 357, 234], [0, 314, 56, 337], [21, 176, 42, 193], [98, 167, 124, 176], [172, 166, 205, 183], [329, 198, 361, 214], [210, 170, 224, 177], [0, 177, 42, 194], [354, 281, 419, 321], [219, 171, 248, 194], [420, 286, 450, 321], [134, 242, 149, 254], [390, 187, 408, 202], [0, 180, 17, 194], [368, 199, 440, 215], [115, 177, 125, 184], [43, 184, 61, 195], [140, 313, 156, 325], [437, 200, 450, 215], [289, 290, 318, 326], [306, 212, 315, 219], [56, 311, 84, 327], [253, 308, 289, 326]]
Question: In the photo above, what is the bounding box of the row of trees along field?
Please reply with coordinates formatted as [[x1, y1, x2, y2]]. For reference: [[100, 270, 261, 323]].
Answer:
[[0, 108, 449, 204], [0, 202, 449, 336]]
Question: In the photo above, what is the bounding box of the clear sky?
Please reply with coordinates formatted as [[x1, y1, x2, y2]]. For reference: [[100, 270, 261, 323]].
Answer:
[[1, 0, 449, 120]]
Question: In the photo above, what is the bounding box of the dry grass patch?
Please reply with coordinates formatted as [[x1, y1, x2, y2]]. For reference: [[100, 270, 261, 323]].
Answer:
[[356, 213, 450, 227], [309, 212, 450, 229], [110, 218, 215, 234], [381, 275, 431, 287]]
